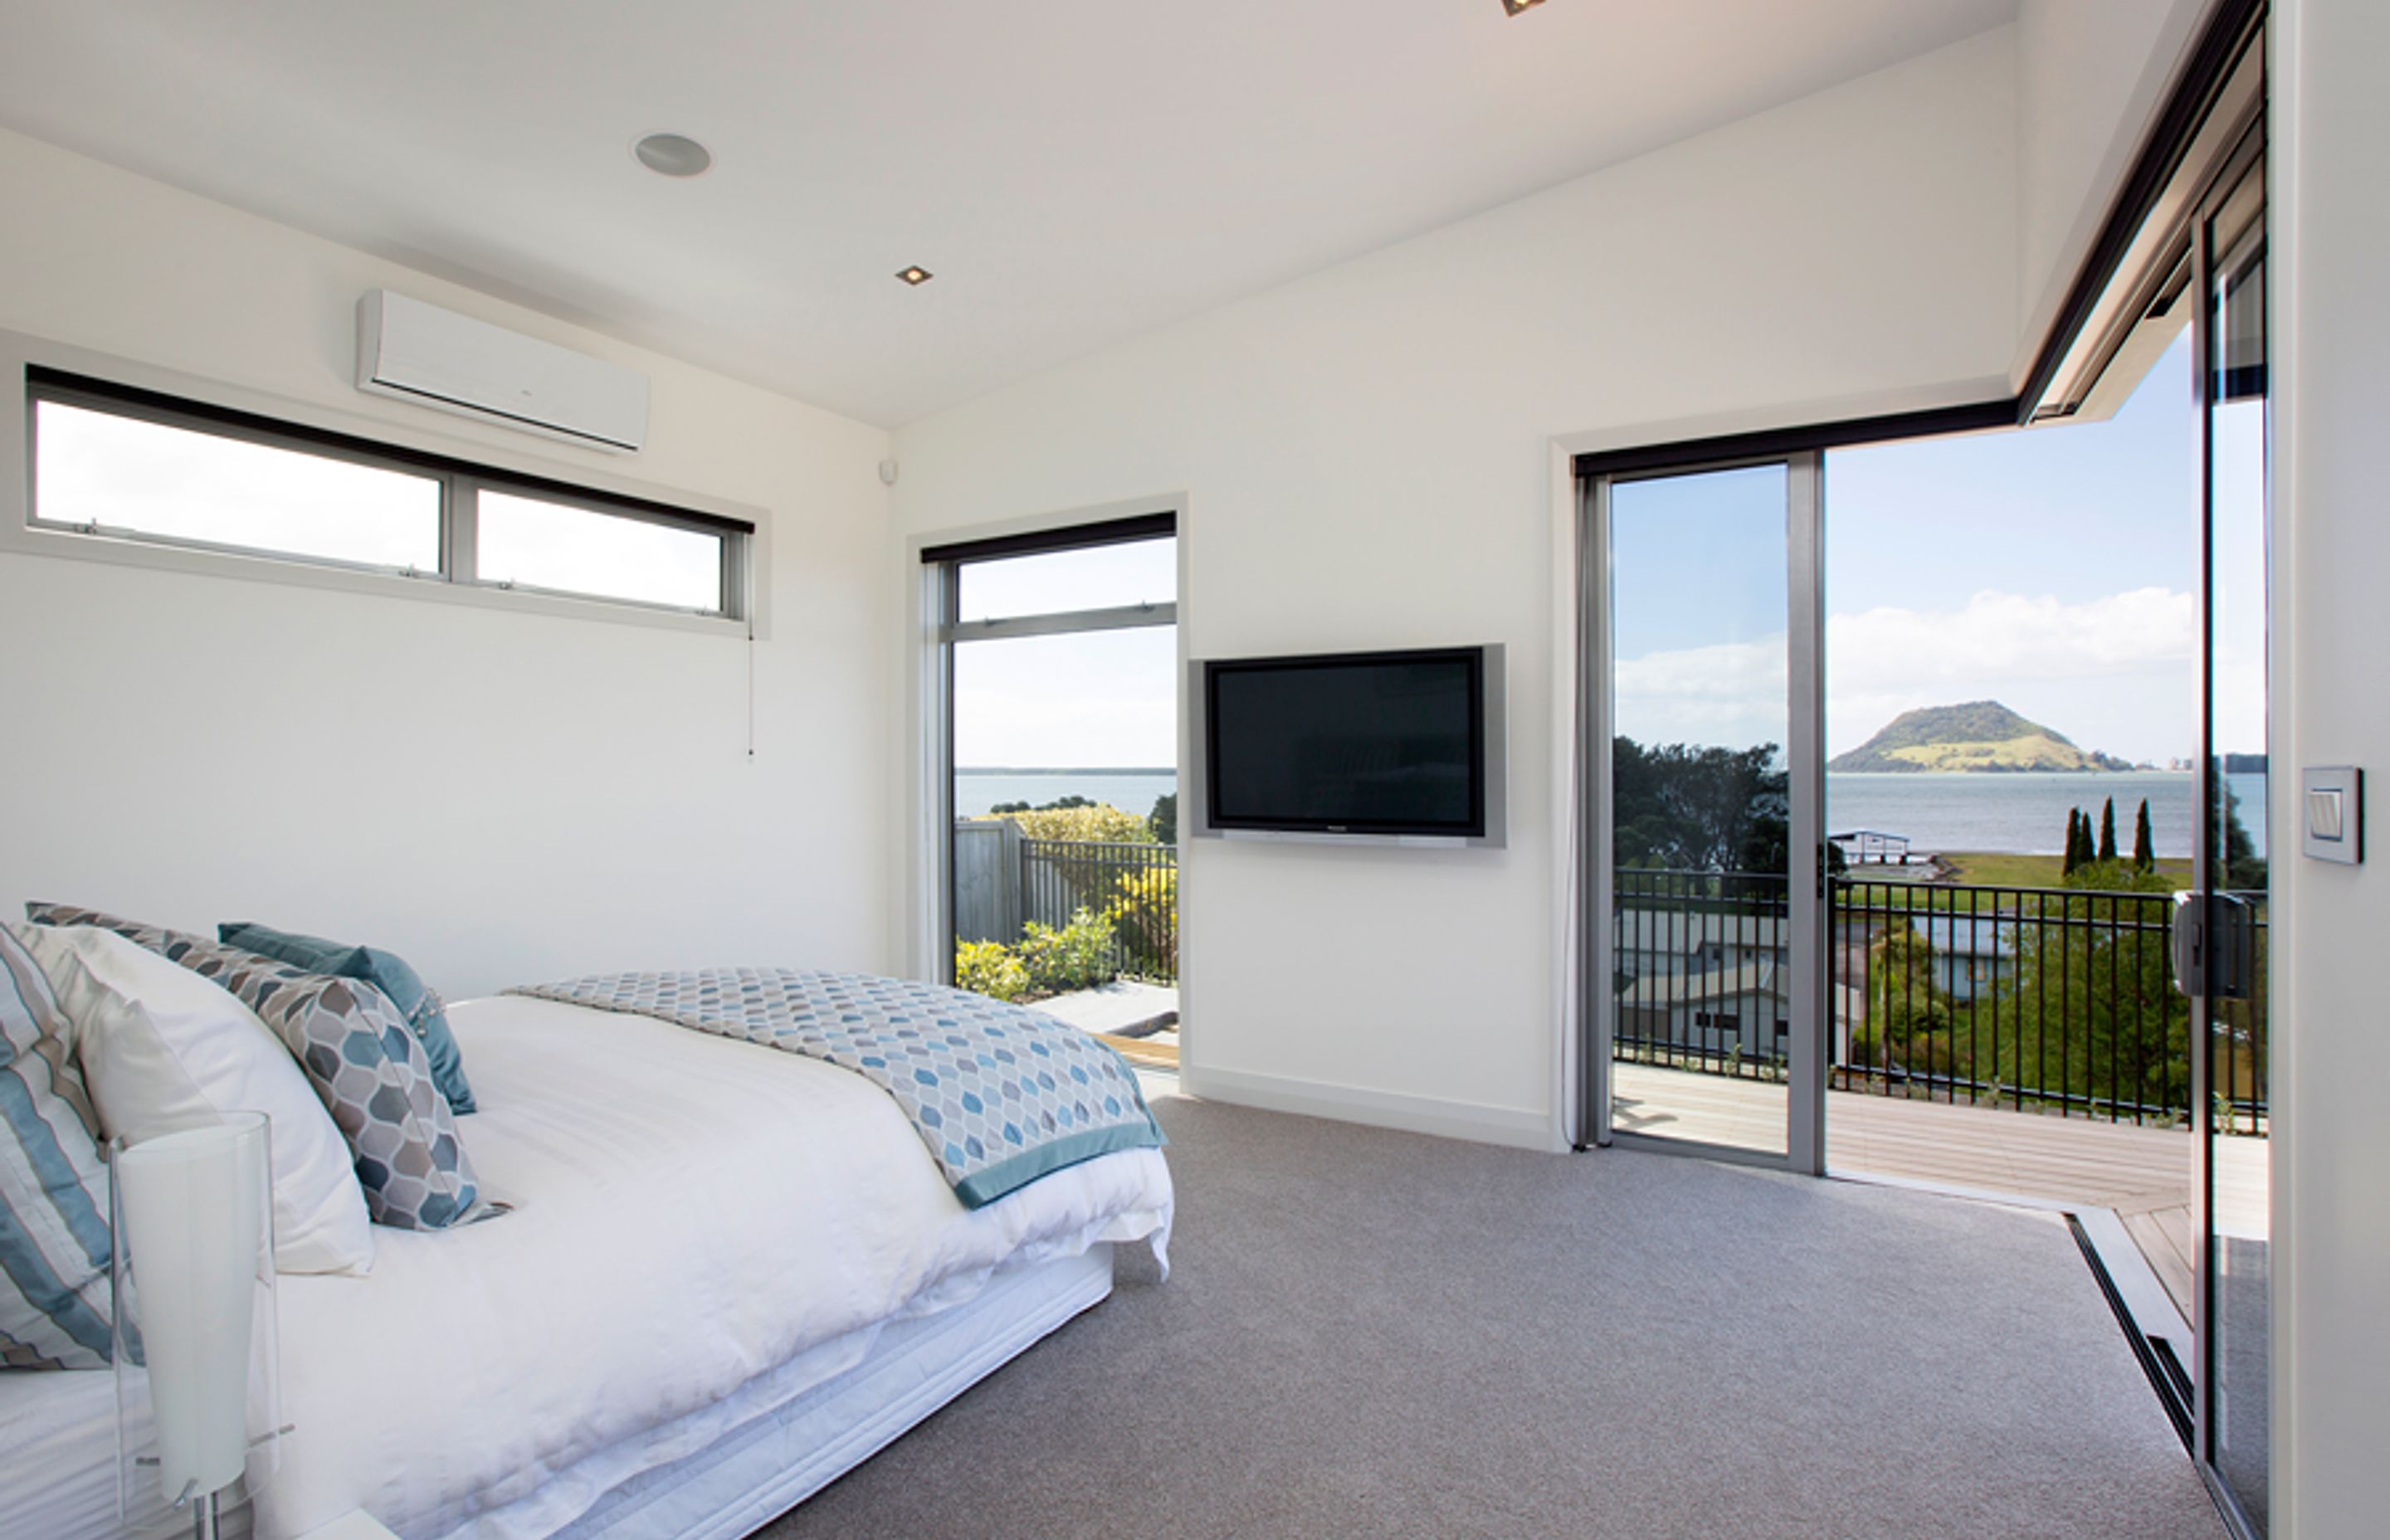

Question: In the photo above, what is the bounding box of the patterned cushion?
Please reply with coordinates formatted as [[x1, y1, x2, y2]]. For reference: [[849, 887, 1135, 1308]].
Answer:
[[217, 922, 476, 1116], [22, 924, 377, 1275], [0, 922, 113, 1368], [27, 906, 481, 1231]]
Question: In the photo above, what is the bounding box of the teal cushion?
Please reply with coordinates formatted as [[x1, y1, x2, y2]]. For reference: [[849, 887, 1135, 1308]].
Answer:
[[217, 923, 476, 1116]]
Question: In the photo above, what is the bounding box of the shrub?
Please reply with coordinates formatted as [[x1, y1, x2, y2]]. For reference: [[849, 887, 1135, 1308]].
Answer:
[[1105, 865, 1177, 978], [2061, 857, 2176, 896], [1851, 923, 1954, 1073], [954, 939, 1030, 1002], [982, 803, 1154, 845], [1017, 907, 1118, 993]]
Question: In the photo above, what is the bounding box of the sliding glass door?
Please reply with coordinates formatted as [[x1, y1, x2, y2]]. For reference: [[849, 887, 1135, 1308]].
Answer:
[[1583, 457, 1825, 1169], [2192, 134, 2270, 1538]]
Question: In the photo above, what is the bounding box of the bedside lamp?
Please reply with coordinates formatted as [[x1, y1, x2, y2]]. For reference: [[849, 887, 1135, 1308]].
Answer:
[[112, 1112, 281, 1540]]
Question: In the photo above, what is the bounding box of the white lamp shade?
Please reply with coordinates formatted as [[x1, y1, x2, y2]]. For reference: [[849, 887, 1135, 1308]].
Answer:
[[115, 1117, 270, 1500]]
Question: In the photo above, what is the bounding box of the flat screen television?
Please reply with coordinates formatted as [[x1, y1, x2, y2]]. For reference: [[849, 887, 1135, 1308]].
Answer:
[[1195, 645, 1505, 845]]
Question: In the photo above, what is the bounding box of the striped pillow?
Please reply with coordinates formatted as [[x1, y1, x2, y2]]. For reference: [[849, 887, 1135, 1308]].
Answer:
[[0, 922, 113, 1369]]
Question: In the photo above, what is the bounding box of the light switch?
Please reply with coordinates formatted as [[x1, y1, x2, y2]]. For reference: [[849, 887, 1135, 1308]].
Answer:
[[2301, 766, 2363, 864]]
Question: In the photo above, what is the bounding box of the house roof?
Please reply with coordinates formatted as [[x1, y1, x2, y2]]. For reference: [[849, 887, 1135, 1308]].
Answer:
[[1618, 962, 1788, 1010], [1616, 907, 1790, 953], [1908, 914, 2017, 959]]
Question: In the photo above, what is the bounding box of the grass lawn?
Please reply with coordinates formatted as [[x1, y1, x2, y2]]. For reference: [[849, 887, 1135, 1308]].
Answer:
[[1936, 850, 2193, 889]]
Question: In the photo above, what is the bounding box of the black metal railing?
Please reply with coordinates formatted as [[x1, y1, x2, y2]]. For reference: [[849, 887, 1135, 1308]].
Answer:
[[1610, 869, 2268, 1127], [1612, 868, 1792, 1083], [1021, 837, 1178, 984]]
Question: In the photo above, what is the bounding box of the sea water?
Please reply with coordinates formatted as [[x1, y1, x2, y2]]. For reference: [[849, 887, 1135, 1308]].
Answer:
[[954, 770, 1178, 821], [956, 767, 2268, 859], [1828, 770, 2266, 858]]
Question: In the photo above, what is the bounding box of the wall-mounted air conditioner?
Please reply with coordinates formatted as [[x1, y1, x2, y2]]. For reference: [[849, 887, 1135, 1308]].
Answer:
[[355, 290, 650, 454]]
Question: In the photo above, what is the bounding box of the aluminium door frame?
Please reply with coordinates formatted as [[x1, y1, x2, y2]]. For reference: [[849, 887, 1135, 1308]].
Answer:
[[1579, 451, 1827, 1177], [919, 524, 1179, 988], [2188, 119, 2269, 1533]]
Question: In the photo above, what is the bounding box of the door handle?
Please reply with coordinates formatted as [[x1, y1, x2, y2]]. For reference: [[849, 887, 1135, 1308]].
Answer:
[[2170, 892, 2201, 998], [2172, 891, 2252, 1001]]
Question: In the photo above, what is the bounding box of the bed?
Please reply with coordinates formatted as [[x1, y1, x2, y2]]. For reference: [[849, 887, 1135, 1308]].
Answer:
[[2, 989, 1173, 1540]]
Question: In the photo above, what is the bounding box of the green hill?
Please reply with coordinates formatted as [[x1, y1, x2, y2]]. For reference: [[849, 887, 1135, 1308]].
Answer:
[[1829, 700, 2130, 774]]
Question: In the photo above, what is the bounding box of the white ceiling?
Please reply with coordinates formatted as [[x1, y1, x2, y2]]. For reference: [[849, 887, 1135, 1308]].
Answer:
[[0, 1, 2017, 428]]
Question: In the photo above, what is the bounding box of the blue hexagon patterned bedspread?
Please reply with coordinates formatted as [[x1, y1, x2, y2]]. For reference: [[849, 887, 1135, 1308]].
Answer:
[[506, 968, 1163, 1207]]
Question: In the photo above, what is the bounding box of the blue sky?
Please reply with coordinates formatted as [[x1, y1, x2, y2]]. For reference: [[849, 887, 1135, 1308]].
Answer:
[[953, 539, 1179, 767], [1829, 332, 2195, 609], [1615, 328, 2202, 765]]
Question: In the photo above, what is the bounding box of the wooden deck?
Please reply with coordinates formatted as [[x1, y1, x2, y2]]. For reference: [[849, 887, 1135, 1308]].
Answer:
[[1096, 1030, 1179, 1071], [1613, 1061, 2266, 1314]]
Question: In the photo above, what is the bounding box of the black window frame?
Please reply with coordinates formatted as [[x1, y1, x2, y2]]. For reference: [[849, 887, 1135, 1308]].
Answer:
[[27, 366, 753, 621]]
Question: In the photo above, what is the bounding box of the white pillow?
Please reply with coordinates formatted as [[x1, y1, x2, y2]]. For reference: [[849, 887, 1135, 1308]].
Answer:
[[12, 922, 375, 1277]]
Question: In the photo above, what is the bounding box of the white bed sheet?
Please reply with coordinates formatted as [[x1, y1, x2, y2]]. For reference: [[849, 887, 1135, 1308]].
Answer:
[[0, 1367, 254, 1540], [260, 995, 1172, 1540]]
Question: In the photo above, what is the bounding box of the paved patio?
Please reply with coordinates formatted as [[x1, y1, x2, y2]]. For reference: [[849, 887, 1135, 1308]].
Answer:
[[1032, 979, 1178, 1037]]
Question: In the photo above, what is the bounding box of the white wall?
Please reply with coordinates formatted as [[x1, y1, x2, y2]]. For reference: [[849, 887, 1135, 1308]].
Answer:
[[2271, 2, 2390, 1532], [2012, 0, 2210, 373], [891, 32, 2021, 1147], [0, 128, 899, 996]]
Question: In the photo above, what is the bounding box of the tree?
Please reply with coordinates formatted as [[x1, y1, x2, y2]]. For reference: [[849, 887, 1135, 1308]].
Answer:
[[2098, 797, 2118, 864], [2065, 807, 2097, 874], [1853, 919, 1956, 1079], [1611, 737, 1789, 880], [989, 794, 1095, 816], [983, 802, 1154, 844], [1149, 792, 1178, 846], [1992, 857, 2188, 1116], [2213, 774, 2267, 892], [2133, 798, 2154, 871]]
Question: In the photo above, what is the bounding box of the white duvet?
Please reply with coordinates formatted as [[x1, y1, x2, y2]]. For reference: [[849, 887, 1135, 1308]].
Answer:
[[260, 995, 1173, 1540]]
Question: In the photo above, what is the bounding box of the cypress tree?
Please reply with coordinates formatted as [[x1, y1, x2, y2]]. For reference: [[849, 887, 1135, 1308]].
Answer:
[[2133, 798, 2154, 870], [2099, 797, 2119, 864], [2062, 809, 2082, 875]]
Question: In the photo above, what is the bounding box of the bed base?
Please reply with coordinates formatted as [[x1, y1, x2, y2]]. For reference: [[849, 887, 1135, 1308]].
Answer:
[[521, 1245, 1115, 1540]]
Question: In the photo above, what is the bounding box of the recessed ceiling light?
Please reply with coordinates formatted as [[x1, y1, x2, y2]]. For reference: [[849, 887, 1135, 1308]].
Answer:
[[896, 266, 934, 286], [633, 133, 713, 178], [1501, 0, 1546, 14]]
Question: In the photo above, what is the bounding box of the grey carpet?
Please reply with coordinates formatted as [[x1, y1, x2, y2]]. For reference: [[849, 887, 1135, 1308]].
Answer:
[[763, 1094, 2224, 1540]]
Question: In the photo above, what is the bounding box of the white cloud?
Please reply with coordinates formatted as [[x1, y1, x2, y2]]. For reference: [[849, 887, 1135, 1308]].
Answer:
[[1829, 587, 2192, 692], [1612, 589, 2198, 764], [1615, 638, 1788, 756]]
